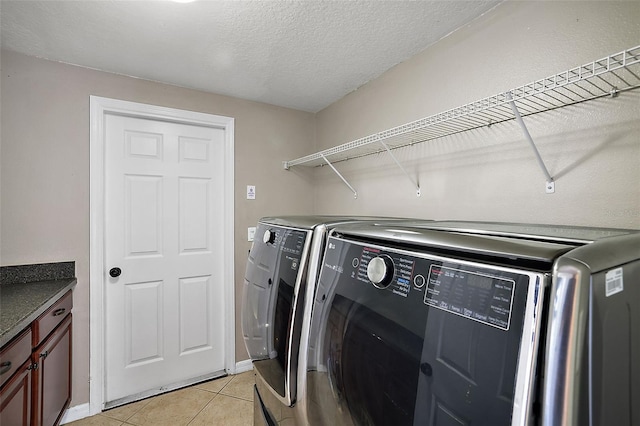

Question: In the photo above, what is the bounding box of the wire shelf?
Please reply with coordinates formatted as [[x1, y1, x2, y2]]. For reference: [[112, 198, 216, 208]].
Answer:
[[284, 45, 640, 170]]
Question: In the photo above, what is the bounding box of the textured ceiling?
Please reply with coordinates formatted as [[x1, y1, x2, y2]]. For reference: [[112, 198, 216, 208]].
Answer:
[[1, 0, 501, 112]]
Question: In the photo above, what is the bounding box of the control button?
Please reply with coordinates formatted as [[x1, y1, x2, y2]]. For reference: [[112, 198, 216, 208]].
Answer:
[[367, 255, 394, 289], [263, 230, 276, 244], [420, 362, 433, 377], [352, 258, 360, 268], [414, 274, 426, 288]]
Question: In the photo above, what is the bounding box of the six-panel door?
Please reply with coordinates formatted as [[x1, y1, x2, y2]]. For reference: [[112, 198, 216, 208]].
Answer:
[[104, 114, 226, 403]]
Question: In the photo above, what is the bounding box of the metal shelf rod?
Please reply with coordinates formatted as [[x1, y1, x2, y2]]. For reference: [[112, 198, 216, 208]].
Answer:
[[506, 92, 553, 184], [320, 153, 358, 199], [380, 141, 421, 196]]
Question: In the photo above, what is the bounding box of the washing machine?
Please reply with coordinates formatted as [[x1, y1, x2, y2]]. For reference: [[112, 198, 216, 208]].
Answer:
[[302, 220, 640, 426], [241, 216, 406, 425]]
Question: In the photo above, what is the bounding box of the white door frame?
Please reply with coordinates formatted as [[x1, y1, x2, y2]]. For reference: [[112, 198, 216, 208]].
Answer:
[[89, 96, 235, 416]]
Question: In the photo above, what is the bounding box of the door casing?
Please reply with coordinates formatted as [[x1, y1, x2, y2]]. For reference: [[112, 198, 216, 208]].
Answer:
[[89, 96, 235, 415]]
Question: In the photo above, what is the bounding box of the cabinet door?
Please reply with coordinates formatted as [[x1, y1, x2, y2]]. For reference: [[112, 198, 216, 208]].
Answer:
[[33, 315, 72, 426], [0, 360, 32, 426]]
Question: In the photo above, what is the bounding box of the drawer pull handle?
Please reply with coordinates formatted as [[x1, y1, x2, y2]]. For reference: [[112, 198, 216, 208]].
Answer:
[[53, 308, 67, 317], [0, 362, 11, 375]]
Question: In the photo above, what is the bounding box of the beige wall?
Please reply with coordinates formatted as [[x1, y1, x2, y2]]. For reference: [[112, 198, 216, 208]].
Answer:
[[314, 1, 640, 229], [0, 50, 315, 406]]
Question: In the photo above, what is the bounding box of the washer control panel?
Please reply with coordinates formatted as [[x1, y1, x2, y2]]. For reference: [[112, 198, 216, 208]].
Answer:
[[355, 246, 414, 297], [366, 255, 395, 288], [327, 237, 523, 331]]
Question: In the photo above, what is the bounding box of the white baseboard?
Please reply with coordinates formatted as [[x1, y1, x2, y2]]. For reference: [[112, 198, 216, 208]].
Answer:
[[60, 403, 91, 424], [235, 359, 253, 374]]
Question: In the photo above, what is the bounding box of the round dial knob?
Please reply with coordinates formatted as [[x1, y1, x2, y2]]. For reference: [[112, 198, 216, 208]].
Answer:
[[263, 229, 276, 244], [367, 255, 394, 289]]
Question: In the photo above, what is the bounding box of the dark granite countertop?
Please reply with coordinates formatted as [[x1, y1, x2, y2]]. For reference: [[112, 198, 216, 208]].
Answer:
[[0, 278, 77, 347]]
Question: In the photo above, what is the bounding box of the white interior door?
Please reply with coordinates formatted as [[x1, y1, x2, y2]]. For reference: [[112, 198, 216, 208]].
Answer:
[[104, 113, 226, 405]]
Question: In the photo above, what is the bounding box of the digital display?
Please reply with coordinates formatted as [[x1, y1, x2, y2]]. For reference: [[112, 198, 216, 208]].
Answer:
[[277, 230, 306, 287], [425, 265, 515, 330], [467, 274, 493, 290]]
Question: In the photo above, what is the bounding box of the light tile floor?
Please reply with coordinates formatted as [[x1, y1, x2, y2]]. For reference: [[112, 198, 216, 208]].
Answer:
[[67, 371, 254, 426]]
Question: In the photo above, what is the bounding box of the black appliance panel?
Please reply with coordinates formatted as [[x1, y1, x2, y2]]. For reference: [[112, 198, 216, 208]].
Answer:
[[307, 237, 532, 426]]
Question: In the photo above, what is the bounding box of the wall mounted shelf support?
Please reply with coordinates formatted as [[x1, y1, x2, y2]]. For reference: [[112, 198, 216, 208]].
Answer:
[[506, 92, 555, 193], [320, 153, 358, 198], [380, 141, 421, 196]]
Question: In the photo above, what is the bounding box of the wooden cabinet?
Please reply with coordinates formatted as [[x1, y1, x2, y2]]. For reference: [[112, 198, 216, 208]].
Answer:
[[0, 360, 32, 426], [0, 328, 33, 426], [0, 290, 72, 426], [33, 315, 72, 426]]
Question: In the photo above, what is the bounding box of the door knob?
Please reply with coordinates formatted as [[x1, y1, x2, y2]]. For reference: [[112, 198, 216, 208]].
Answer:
[[420, 362, 433, 377], [109, 267, 122, 278]]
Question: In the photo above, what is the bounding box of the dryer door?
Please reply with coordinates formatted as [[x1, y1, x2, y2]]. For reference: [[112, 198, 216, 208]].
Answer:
[[242, 223, 311, 406]]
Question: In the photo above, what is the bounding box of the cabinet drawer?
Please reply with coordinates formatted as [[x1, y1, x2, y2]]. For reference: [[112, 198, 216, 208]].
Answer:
[[0, 327, 32, 389], [32, 291, 73, 347]]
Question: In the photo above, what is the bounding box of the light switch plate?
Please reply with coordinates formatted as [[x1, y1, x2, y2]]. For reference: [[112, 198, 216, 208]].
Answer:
[[248, 226, 256, 242]]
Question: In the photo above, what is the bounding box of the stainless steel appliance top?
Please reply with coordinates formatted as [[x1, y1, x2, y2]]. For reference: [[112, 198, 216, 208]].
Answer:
[[370, 220, 638, 243], [329, 221, 639, 265], [259, 215, 410, 230]]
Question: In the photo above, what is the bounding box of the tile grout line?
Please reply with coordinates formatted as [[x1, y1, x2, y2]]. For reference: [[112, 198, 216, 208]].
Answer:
[[186, 375, 254, 425], [218, 392, 254, 403], [221, 394, 253, 402], [99, 397, 153, 424], [185, 390, 221, 425]]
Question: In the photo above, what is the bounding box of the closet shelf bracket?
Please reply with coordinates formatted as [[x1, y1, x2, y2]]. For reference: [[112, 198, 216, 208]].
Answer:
[[320, 153, 358, 199], [380, 141, 421, 196], [506, 91, 555, 194]]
